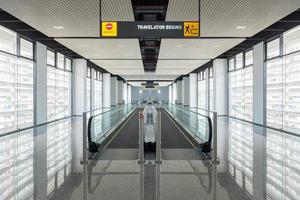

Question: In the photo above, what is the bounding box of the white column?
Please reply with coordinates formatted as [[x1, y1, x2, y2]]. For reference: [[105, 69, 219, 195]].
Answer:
[[123, 83, 128, 103], [205, 69, 209, 110], [35, 42, 47, 125], [252, 41, 265, 200], [110, 76, 117, 106], [91, 68, 95, 109], [172, 83, 177, 103], [177, 80, 182, 104], [183, 76, 189, 106], [128, 85, 132, 102], [118, 80, 123, 104], [35, 43, 48, 200], [189, 73, 197, 108], [214, 59, 227, 115], [103, 73, 111, 108], [169, 84, 173, 103], [73, 59, 87, 115], [213, 59, 228, 168]]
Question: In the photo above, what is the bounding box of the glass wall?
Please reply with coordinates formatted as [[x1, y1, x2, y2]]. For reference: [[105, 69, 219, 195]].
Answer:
[[209, 67, 214, 111], [266, 25, 300, 134], [47, 51, 72, 122], [86, 67, 91, 111], [197, 71, 206, 109], [47, 119, 72, 197], [266, 25, 300, 200], [0, 25, 34, 135], [228, 50, 253, 121], [94, 70, 102, 109]]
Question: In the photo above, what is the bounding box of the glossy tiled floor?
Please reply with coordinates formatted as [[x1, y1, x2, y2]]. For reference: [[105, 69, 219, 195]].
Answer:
[[1, 116, 299, 200]]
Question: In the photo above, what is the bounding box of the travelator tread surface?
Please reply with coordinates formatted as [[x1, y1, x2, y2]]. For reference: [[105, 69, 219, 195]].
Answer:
[[158, 108, 194, 148], [107, 107, 194, 149]]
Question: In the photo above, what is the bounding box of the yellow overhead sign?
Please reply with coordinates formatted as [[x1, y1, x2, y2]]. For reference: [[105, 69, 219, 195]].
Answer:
[[101, 22, 117, 37], [184, 22, 199, 37]]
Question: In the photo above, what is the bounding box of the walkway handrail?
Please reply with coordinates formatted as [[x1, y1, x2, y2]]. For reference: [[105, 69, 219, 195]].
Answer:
[[219, 115, 300, 138], [82, 101, 138, 163], [161, 101, 213, 147]]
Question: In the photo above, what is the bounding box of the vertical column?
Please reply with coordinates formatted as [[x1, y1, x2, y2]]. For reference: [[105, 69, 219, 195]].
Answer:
[[252, 41, 265, 200], [168, 84, 173, 103], [177, 80, 182, 104], [110, 76, 117, 106], [128, 85, 132, 102], [205, 69, 210, 110], [102, 73, 111, 108], [172, 83, 177, 103], [35, 42, 47, 125], [213, 59, 227, 115], [91, 68, 95, 110], [189, 73, 197, 108], [118, 80, 123, 104], [183, 76, 189, 106], [35, 42, 47, 199], [73, 59, 87, 115], [213, 59, 228, 170]]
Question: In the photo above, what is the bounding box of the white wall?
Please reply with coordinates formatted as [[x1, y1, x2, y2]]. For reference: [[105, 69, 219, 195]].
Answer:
[[117, 80, 123, 104], [183, 76, 189, 106], [102, 73, 111, 108], [110, 76, 117, 106], [177, 80, 182, 104], [172, 83, 177, 103], [189, 73, 197, 108], [128, 85, 132, 102], [131, 87, 169, 101], [168, 84, 173, 103], [36, 42, 47, 124], [73, 59, 87, 115]]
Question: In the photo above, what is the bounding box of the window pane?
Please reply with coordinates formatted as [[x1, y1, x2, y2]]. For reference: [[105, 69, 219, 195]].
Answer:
[[57, 53, 64, 69], [283, 25, 300, 55], [229, 58, 234, 71], [47, 50, 55, 66], [245, 50, 253, 66], [0, 52, 17, 134], [65, 58, 71, 71], [20, 38, 33, 59], [0, 25, 17, 54], [267, 38, 280, 59], [236, 53, 243, 69]]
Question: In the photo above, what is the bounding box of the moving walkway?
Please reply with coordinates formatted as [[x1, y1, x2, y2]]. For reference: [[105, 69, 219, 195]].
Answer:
[[83, 101, 214, 161]]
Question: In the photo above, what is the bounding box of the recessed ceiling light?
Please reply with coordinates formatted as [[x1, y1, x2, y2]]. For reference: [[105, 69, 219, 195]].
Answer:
[[175, 44, 183, 48], [117, 45, 125, 48], [236, 26, 247, 30], [53, 25, 64, 30]]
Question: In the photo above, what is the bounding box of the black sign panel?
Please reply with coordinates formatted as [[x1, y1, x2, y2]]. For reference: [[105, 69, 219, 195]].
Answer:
[[101, 21, 200, 38]]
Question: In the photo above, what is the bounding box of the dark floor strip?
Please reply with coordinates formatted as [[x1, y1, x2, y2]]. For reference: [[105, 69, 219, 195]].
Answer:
[[107, 109, 142, 148], [158, 108, 194, 148]]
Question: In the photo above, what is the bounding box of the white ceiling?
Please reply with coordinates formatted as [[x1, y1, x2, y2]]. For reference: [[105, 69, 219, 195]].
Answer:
[[0, 0, 299, 80], [55, 38, 141, 59], [155, 81, 173, 87], [159, 39, 244, 59], [127, 81, 145, 87], [90, 59, 144, 75], [156, 59, 210, 75], [0, 0, 100, 37], [122, 74, 179, 81], [166, 0, 300, 37], [0, 0, 135, 37]]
